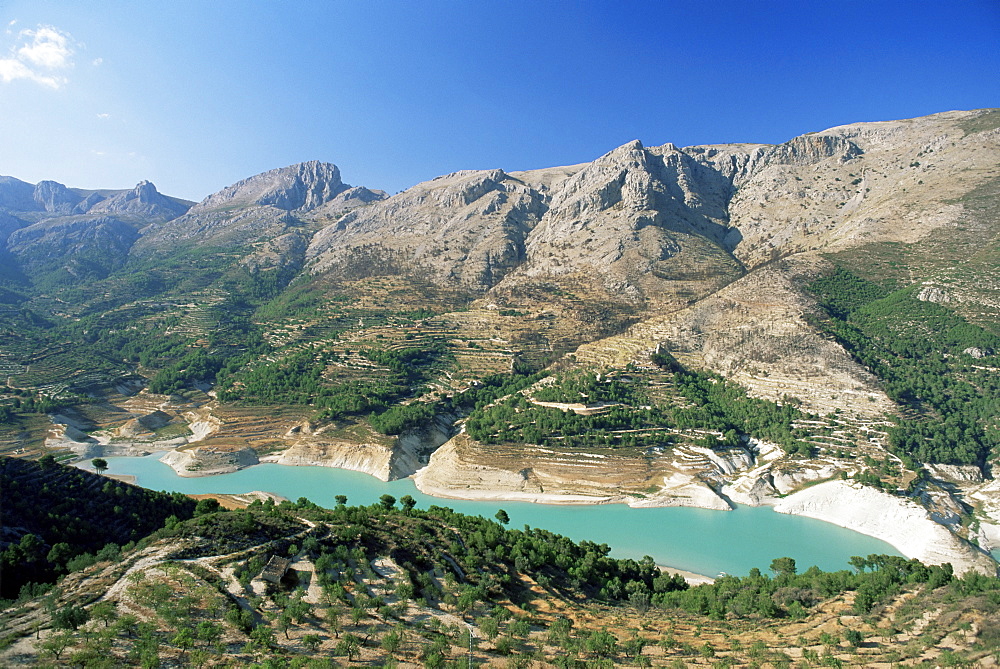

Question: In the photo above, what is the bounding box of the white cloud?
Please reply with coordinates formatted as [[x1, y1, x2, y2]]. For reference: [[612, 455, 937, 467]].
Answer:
[[96, 112, 110, 119], [0, 24, 75, 89], [92, 57, 102, 66], [18, 26, 72, 68]]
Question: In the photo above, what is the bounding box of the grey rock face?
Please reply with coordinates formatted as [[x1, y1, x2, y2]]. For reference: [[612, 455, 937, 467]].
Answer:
[[0, 211, 28, 244], [192, 161, 349, 213], [917, 285, 951, 303], [309, 185, 388, 217], [33, 180, 82, 214], [766, 135, 863, 166], [87, 181, 190, 221], [73, 192, 106, 214], [307, 139, 745, 306], [130, 161, 383, 271], [306, 166, 550, 289]]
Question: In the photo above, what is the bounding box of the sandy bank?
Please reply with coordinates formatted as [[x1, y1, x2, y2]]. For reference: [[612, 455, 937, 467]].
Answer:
[[660, 566, 716, 585]]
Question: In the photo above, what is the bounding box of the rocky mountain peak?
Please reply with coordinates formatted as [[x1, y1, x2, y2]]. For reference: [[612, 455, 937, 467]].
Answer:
[[33, 180, 81, 214], [192, 161, 348, 213], [132, 180, 158, 200], [88, 181, 189, 221]]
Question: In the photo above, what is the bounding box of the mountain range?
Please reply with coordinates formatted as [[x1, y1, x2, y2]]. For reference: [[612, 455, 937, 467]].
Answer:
[[1, 108, 999, 577]]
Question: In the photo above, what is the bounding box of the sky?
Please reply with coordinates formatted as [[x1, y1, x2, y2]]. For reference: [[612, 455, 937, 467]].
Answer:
[[1, 0, 998, 202]]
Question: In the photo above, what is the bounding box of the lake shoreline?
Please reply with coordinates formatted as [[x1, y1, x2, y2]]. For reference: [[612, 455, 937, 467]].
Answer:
[[79, 454, 911, 578]]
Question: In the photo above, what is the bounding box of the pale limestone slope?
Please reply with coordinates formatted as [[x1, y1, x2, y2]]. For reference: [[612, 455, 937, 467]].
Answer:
[[774, 480, 997, 576]]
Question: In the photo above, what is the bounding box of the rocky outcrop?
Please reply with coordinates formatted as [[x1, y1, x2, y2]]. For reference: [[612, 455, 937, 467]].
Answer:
[[926, 464, 985, 483], [33, 180, 81, 213], [272, 412, 455, 481], [1, 178, 190, 282], [160, 446, 260, 477], [306, 139, 746, 307], [86, 181, 190, 221], [7, 215, 140, 274], [414, 437, 547, 500], [766, 135, 863, 166], [917, 285, 952, 303], [630, 472, 732, 510], [0, 175, 41, 211], [272, 440, 399, 480], [44, 421, 98, 450]]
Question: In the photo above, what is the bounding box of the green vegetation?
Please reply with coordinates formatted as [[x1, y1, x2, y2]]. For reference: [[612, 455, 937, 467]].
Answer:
[[4, 473, 1000, 667], [466, 363, 809, 453], [166, 494, 981, 624], [0, 456, 196, 602], [808, 268, 1000, 465], [216, 340, 453, 425], [656, 555, 957, 618], [0, 386, 81, 425]]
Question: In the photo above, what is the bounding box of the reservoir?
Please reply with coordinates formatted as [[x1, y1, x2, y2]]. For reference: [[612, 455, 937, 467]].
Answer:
[[99, 454, 901, 577]]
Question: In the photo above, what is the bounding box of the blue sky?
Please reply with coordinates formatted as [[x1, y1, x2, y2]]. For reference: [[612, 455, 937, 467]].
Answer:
[[1, 0, 998, 202]]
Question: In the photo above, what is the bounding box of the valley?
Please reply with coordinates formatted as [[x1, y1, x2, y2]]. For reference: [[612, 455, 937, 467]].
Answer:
[[2, 109, 1000, 590]]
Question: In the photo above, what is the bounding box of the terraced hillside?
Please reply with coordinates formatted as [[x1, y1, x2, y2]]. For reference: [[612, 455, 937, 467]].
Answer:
[[3, 488, 1000, 668]]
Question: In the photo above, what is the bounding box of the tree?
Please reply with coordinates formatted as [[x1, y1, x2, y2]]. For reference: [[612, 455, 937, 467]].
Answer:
[[172, 628, 195, 660], [382, 629, 402, 656], [47, 542, 73, 569], [770, 557, 797, 578], [249, 624, 276, 650], [400, 494, 417, 513], [623, 634, 648, 658], [90, 600, 118, 628], [287, 594, 312, 623], [479, 616, 499, 641], [276, 613, 292, 640], [495, 509, 510, 525], [335, 633, 361, 662], [195, 621, 222, 646], [53, 604, 90, 630], [37, 630, 75, 661], [193, 498, 221, 516], [303, 633, 322, 652], [351, 606, 365, 626], [379, 494, 396, 511], [335, 495, 348, 507], [844, 629, 864, 648], [326, 605, 343, 638], [91, 458, 109, 474], [586, 629, 618, 658]]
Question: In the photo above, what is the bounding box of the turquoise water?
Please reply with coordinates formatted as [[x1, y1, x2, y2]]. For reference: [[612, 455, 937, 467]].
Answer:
[[96, 454, 902, 577]]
